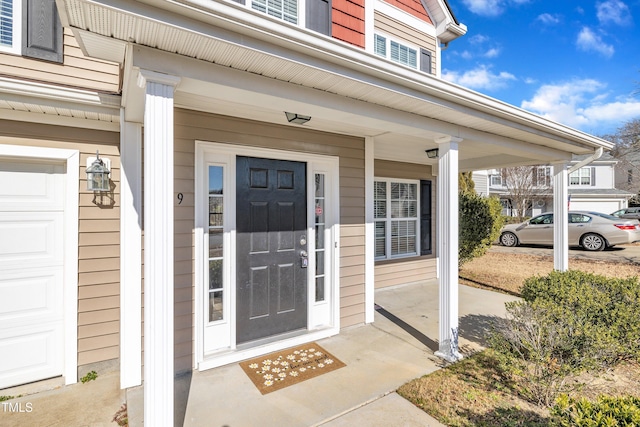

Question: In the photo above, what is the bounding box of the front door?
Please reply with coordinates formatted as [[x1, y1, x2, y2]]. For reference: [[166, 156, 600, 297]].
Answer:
[[236, 156, 308, 344]]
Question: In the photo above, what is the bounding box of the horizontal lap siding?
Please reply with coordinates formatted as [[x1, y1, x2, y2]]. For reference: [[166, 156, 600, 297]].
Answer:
[[374, 11, 437, 76], [0, 120, 120, 367], [174, 110, 366, 370], [374, 159, 437, 288], [382, 0, 432, 23], [0, 29, 119, 93]]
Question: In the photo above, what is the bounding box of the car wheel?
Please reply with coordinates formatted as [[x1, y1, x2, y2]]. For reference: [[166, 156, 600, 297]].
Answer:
[[580, 233, 605, 251], [500, 232, 518, 247]]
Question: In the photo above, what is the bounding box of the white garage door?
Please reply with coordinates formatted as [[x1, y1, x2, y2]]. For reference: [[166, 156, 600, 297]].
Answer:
[[0, 159, 65, 389]]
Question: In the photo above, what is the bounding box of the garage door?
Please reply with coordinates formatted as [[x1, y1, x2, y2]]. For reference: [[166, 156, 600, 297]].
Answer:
[[0, 159, 65, 389]]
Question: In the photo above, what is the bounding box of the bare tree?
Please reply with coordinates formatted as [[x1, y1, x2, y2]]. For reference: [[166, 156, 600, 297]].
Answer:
[[603, 118, 640, 205], [502, 165, 553, 220]]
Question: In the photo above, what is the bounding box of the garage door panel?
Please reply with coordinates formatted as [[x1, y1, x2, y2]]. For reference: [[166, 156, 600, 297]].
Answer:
[[0, 161, 64, 211], [0, 268, 64, 326], [0, 324, 64, 388], [0, 213, 64, 268]]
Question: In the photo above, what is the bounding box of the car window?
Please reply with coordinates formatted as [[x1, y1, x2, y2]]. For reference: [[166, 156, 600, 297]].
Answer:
[[569, 214, 590, 223], [611, 209, 624, 216], [530, 214, 553, 225], [589, 212, 621, 221]]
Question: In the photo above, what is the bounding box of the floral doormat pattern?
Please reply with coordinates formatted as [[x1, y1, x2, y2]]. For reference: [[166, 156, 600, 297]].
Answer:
[[239, 343, 346, 394]]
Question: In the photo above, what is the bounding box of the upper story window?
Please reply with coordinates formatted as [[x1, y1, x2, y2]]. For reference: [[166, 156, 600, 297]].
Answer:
[[569, 167, 593, 186], [0, 0, 21, 54], [252, 0, 297, 24], [490, 174, 502, 186], [374, 33, 432, 74], [532, 166, 551, 187], [0, 0, 63, 62]]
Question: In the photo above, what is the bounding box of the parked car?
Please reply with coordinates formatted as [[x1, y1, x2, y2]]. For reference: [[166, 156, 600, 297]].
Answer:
[[499, 211, 640, 251], [611, 207, 640, 221]]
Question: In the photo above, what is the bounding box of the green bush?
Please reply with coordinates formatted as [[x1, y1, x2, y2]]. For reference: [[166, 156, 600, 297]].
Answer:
[[489, 270, 640, 406], [459, 192, 503, 266], [551, 395, 640, 426], [521, 270, 640, 365]]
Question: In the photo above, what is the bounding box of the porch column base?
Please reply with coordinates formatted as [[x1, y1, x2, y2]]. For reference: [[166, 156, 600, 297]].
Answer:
[[435, 348, 463, 363]]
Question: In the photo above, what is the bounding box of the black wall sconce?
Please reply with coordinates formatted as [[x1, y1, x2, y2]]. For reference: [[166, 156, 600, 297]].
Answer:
[[425, 148, 439, 159], [285, 112, 312, 124]]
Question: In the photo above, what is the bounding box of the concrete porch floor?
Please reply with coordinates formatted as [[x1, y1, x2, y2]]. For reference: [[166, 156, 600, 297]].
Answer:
[[126, 281, 519, 427]]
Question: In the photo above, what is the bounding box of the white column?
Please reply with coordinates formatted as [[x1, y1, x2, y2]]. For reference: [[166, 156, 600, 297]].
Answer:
[[138, 70, 180, 427], [120, 112, 142, 388], [364, 137, 375, 323], [553, 162, 569, 272], [435, 137, 463, 362]]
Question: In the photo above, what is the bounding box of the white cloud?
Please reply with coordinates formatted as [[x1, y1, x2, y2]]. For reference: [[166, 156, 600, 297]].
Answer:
[[576, 27, 614, 58], [520, 79, 640, 133], [484, 48, 501, 58], [597, 0, 632, 26], [536, 13, 560, 25], [469, 34, 490, 44], [461, 0, 530, 17], [442, 65, 516, 90]]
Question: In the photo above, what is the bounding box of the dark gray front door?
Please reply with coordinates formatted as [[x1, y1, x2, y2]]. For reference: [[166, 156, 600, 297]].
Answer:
[[236, 156, 308, 344]]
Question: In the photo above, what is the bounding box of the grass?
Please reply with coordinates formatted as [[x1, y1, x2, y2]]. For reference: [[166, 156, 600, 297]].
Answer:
[[399, 247, 640, 426]]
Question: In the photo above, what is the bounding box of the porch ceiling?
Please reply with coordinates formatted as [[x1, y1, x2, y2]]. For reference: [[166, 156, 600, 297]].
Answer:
[[59, 0, 613, 169]]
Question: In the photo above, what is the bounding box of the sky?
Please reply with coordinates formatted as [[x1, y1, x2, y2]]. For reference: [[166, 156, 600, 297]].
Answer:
[[441, 0, 640, 137]]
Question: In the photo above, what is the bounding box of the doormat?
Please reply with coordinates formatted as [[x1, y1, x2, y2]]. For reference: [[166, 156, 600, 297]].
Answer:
[[239, 343, 346, 394]]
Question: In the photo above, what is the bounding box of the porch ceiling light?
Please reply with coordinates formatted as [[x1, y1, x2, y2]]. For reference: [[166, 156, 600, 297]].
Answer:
[[285, 112, 311, 124], [425, 148, 439, 159], [86, 150, 111, 191]]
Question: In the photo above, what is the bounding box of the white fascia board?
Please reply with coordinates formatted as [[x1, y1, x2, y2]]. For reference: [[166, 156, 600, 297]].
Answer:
[[0, 109, 120, 131], [0, 76, 120, 107], [374, 0, 437, 38]]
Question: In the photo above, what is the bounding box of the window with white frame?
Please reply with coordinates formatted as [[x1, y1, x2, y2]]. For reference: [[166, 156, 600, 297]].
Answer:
[[0, 0, 20, 54], [374, 34, 418, 69], [569, 167, 592, 186], [490, 174, 502, 186], [374, 179, 419, 259], [252, 0, 297, 24], [533, 166, 551, 187]]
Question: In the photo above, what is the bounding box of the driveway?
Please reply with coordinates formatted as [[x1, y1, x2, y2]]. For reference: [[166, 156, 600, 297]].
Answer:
[[490, 243, 640, 265]]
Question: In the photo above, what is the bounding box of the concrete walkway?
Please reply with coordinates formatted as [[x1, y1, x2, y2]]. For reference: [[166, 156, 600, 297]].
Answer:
[[0, 282, 518, 426], [128, 281, 518, 427]]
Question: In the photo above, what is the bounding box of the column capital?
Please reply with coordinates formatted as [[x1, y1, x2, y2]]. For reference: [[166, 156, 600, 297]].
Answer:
[[137, 69, 181, 89], [434, 135, 464, 145]]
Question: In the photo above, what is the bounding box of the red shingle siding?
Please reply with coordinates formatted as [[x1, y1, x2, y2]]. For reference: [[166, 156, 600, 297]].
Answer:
[[384, 0, 433, 23], [332, 0, 365, 48]]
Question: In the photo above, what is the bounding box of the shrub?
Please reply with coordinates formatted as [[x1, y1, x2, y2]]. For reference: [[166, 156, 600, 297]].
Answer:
[[459, 192, 504, 266], [489, 270, 640, 406], [551, 395, 640, 426]]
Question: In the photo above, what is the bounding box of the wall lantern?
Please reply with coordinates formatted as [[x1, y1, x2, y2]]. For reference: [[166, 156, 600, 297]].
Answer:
[[86, 151, 111, 191], [425, 148, 439, 159], [285, 111, 312, 124]]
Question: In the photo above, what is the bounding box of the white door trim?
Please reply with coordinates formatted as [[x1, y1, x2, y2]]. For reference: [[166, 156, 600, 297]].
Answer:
[[195, 141, 340, 371], [0, 144, 79, 385]]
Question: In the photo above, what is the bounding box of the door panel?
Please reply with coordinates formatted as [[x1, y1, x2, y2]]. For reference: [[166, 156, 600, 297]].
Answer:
[[236, 156, 307, 344]]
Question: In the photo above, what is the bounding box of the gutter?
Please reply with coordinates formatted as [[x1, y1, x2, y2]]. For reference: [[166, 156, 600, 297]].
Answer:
[[567, 147, 603, 174]]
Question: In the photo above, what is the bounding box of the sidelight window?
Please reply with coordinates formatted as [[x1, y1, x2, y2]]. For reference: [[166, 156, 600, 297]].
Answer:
[[208, 166, 224, 322]]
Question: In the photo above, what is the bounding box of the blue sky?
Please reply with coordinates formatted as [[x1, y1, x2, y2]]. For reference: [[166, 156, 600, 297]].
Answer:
[[442, 0, 640, 137]]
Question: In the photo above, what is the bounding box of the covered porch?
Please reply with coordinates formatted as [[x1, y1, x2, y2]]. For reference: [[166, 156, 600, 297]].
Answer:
[[127, 281, 519, 426]]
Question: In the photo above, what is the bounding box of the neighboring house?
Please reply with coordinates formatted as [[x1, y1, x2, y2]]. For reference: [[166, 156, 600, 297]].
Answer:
[[0, 0, 612, 423], [482, 152, 634, 217]]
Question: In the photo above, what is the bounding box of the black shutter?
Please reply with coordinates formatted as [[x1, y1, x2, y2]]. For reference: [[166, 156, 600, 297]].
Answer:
[[591, 166, 596, 186], [230, 0, 245, 4], [22, 0, 63, 63], [420, 180, 432, 255], [306, 0, 331, 36], [419, 48, 432, 74]]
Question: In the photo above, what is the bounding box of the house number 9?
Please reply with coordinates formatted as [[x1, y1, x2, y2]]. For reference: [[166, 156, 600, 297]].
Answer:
[[177, 193, 183, 204]]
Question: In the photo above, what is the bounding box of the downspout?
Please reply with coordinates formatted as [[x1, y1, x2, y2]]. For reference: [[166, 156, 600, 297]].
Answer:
[[567, 147, 603, 174]]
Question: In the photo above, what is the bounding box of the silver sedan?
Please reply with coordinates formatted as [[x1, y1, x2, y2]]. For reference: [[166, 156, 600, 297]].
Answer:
[[499, 211, 640, 251]]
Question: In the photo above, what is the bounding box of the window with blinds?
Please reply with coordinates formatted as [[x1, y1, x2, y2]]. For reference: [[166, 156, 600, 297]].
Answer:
[[373, 33, 419, 70], [374, 179, 419, 259], [252, 0, 297, 24], [0, 0, 19, 52]]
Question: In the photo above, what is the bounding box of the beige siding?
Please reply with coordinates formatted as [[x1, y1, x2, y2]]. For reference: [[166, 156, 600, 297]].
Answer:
[[173, 109, 366, 371], [374, 11, 437, 75], [0, 120, 120, 368], [374, 160, 437, 289], [0, 28, 119, 93]]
